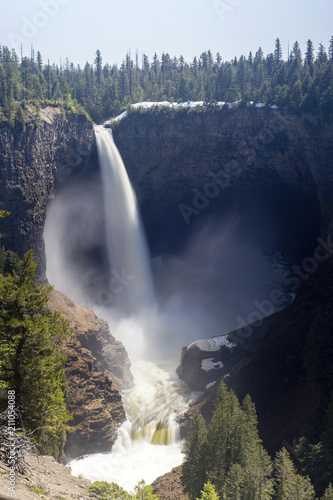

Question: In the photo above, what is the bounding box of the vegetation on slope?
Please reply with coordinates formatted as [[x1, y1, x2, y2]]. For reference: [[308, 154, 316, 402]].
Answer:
[[0, 36, 333, 124], [182, 380, 333, 499], [0, 243, 74, 459]]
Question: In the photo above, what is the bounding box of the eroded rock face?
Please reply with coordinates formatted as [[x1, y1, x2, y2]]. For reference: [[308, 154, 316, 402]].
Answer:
[[112, 108, 332, 260], [176, 336, 241, 391], [48, 289, 132, 459], [152, 465, 186, 500], [0, 106, 98, 279]]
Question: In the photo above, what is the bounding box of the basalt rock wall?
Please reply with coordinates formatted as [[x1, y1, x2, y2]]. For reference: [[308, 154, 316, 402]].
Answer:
[[0, 106, 98, 279], [112, 108, 333, 260]]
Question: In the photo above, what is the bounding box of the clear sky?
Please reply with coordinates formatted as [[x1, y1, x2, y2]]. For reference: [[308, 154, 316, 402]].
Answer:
[[1, 0, 332, 67]]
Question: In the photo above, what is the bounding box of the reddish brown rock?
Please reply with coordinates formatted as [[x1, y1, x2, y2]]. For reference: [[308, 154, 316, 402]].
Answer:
[[152, 466, 186, 500], [48, 289, 132, 459]]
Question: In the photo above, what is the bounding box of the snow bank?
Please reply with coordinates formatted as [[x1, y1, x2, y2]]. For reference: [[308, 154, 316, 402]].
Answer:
[[201, 358, 223, 372], [110, 100, 277, 123], [206, 381, 217, 389], [131, 101, 173, 109], [187, 335, 236, 352], [112, 110, 129, 122]]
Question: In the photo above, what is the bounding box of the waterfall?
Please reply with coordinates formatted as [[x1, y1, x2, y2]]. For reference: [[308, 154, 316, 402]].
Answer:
[[44, 126, 194, 491], [94, 125, 154, 314], [70, 359, 191, 491]]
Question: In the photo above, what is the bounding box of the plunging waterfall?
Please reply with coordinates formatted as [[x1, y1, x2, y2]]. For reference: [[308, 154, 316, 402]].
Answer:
[[94, 125, 154, 314], [66, 126, 192, 492]]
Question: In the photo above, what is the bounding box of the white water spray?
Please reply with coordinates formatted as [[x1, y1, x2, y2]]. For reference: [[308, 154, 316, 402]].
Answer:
[[70, 360, 191, 491], [94, 125, 154, 314], [67, 126, 192, 492]]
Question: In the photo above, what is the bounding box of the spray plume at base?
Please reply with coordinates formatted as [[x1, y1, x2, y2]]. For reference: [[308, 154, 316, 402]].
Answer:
[[43, 125, 291, 491], [44, 125, 195, 490]]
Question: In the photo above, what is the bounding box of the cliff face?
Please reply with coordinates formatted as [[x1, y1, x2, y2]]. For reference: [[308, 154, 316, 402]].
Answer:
[[1, 106, 332, 280], [0, 109, 130, 459], [113, 108, 333, 260], [1, 105, 333, 459], [48, 289, 132, 459], [0, 106, 98, 279], [113, 107, 333, 454]]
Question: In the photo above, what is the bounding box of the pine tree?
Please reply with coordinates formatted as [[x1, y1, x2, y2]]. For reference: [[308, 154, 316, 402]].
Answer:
[[292, 41, 302, 63], [205, 381, 244, 494], [295, 436, 329, 495], [317, 43, 328, 63], [94, 49, 103, 86], [181, 411, 208, 500], [196, 481, 219, 500], [329, 36, 333, 62], [274, 448, 298, 499], [305, 39, 314, 66], [274, 38, 283, 64], [274, 447, 316, 500], [0, 251, 73, 458], [322, 484, 333, 500], [224, 464, 243, 500]]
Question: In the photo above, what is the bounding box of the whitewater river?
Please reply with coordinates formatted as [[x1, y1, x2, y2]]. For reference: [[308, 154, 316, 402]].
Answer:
[[70, 354, 193, 491]]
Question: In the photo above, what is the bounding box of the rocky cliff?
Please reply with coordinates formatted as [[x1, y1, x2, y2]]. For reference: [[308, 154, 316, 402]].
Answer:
[[1, 104, 333, 461], [2, 105, 332, 281], [112, 107, 333, 260], [0, 105, 97, 279], [48, 289, 132, 459], [112, 106, 333, 455]]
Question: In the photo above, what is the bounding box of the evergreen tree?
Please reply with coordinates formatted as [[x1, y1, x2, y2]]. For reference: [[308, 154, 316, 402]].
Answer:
[[322, 484, 333, 500], [274, 38, 283, 64], [205, 381, 244, 494], [196, 481, 219, 500], [274, 447, 316, 500], [0, 251, 73, 458], [305, 39, 314, 66], [329, 36, 333, 62], [94, 50, 103, 86], [205, 382, 273, 497], [224, 464, 243, 500], [181, 411, 208, 500], [295, 437, 330, 495], [317, 43, 328, 63], [292, 41, 302, 63], [1, 38, 333, 123]]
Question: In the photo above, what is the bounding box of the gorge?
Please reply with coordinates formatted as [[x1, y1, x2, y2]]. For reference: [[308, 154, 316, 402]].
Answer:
[[1, 103, 333, 491]]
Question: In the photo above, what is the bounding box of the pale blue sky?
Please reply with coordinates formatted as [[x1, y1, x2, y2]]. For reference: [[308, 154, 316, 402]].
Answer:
[[1, 0, 332, 67]]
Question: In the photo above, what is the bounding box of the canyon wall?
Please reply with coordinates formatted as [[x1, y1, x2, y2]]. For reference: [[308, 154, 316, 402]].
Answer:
[[0, 106, 98, 279], [1, 104, 333, 456], [112, 107, 333, 260]]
